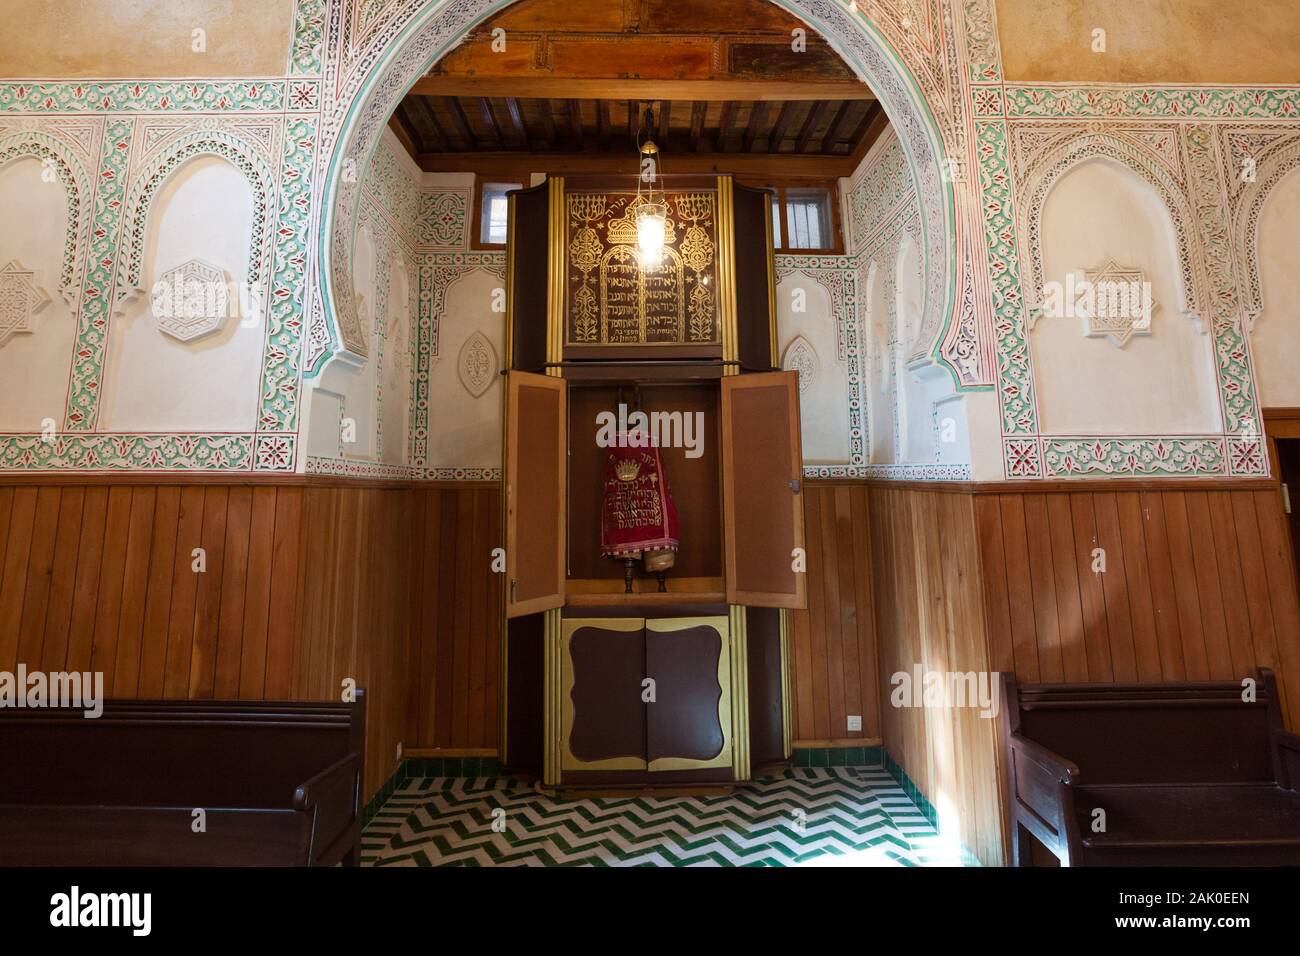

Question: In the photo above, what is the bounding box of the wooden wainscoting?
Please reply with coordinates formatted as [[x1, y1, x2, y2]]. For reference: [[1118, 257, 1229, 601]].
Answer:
[[0, 482, 306, 701], [867, 483, 1004, 868], [976, 483, 1300, 730], [406, 484, 502, 752], [862, 476, 1300, 867], [789, 483, 881, 746], [0, 478, 418, 801]]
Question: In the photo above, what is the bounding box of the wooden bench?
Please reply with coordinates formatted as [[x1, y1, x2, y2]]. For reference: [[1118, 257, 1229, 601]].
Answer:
[[1001, 668, 1300, 866], [0, 694, 365, 867]]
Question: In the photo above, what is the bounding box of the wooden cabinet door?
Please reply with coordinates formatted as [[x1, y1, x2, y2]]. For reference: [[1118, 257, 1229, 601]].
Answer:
[[720, 371, 807, 608], [505, 371, 566, 618], [645, 616, 732, 771], [561, 618, 647, 771]]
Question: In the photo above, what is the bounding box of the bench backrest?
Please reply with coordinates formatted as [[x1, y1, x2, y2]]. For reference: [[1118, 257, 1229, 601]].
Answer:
[[0, 698, 364, 809], [1006, 670, 1281, 785]]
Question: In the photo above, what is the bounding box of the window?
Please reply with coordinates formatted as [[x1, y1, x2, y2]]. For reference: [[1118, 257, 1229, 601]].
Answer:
[[747, 179, 842, 254], [784, 188, 834, 250], [475, 180, 521, 247]]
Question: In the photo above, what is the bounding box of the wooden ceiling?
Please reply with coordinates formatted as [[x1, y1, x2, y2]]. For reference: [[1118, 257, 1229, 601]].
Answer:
[[388, 0, 889, 178]]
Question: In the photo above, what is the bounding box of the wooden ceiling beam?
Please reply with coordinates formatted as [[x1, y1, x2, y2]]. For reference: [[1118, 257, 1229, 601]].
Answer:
[[442, 96, 477, 150], [566, 99, 584, 149], [821, 101, 853, 154], [416, 149, 861, 178], [479, 97, 506, 149], [537, 98, 558, 150], [767, 101, 796, 153], [411, 76, 872, 102], [716, 101, 737, 152], [794, 100, 828, 153], [504, 96, 529, 147], [689, 101, 705, 152], [598, 99, 612, 149], [742, 101, 770, 153], [414, 96, 449, 153]]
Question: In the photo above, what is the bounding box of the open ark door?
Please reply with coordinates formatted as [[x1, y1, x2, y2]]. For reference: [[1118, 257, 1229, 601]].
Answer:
[[720, 371, 806, 608], [505, 371, 567, 617]]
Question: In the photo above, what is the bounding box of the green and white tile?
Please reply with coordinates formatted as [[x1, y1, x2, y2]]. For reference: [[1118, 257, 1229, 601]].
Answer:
[[363, 767, 958, 868]]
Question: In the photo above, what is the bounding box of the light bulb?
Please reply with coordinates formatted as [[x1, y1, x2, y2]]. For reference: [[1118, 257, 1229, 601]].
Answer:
[[635, 201, 667, 269]]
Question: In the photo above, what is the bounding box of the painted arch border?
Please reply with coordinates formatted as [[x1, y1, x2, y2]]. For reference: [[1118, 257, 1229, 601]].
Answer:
[[311, 0, 960, 388]]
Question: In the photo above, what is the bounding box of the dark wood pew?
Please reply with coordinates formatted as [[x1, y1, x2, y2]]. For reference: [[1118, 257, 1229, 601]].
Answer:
[[0, 694, 365, 867], [1001, 668, 1300, 866]]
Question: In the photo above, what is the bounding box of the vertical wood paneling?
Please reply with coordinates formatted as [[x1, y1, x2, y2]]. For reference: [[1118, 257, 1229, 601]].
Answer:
[[110, 488, 156, 696], [978, 484, 1300, 729], [785, 484, 880, 745], [869, 485, 1004, 867], [405, 485, 505, 753], [6, 476, 1297, 827]]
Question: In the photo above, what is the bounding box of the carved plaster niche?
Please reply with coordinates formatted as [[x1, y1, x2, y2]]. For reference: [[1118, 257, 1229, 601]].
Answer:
[[1077, 257, 1160, 348], [0, 260, 52, 347], [458, 329, 496, 398], [150, 258, 231, 342], [781, 335, 819, 394]]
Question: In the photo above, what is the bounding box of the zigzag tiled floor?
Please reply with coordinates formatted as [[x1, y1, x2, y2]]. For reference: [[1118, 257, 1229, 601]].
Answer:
[[363, 767, 960, 867]]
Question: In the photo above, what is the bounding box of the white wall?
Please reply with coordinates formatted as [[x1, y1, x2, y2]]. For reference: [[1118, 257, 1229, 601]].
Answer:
[[100, 156, 262, 432], [776, 274, 849, 464], [379, 258, 413, 465], [0, 157, 74, 432], [427, 269, 504, 471], [1251, 167, 1300, 408], [1031, 157, 1219, 435]]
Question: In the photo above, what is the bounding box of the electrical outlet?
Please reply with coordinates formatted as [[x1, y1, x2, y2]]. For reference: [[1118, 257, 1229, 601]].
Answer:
[[396, 742, 403, 761], [847, 715, 862, 732]]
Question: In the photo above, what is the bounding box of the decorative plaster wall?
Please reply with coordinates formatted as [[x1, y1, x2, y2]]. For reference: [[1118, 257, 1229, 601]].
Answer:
[[100, 156, 262, 433], [1251, 168, 1300, 408], [0, 157, 73, 433], [1029, 157, 1220, 436], [0, 0, 1295, 482]]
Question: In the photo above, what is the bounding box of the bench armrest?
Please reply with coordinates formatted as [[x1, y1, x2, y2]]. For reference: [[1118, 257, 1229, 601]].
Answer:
[[293, 752, 361, 866], [1275, 730, 1300, 791], [1009, 732, 1080, 783], [293, 753, 360, 811]]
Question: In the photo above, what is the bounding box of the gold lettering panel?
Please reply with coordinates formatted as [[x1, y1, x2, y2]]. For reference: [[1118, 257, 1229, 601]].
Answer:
[[566, 191, 719, 347]]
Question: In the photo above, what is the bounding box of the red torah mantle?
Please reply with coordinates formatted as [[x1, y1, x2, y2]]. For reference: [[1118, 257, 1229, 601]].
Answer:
[[600, 433, 680, 558]]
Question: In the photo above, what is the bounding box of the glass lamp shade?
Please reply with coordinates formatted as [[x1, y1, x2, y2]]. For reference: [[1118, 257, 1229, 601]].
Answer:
[[635, 202, 667, 269]]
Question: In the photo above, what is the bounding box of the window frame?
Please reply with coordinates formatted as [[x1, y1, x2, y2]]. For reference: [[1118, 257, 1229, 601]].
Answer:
[[738, 177, 844, 256], [472, 175, 525, 250]]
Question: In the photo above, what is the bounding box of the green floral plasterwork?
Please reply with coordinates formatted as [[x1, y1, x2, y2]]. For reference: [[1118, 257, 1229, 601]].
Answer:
[[0, 435, 255, 470], [1042, 437, 1226, 478], [0, 81, 287, 113], [289, 0, 328, 76], [257, 115, 318, 438], [64, 118, 133, 432], [1003, 86, 1300, 120], [975, 121, 1037, 443]]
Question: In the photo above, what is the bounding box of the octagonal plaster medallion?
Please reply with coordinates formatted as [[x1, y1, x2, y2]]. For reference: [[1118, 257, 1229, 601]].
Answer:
[[1077, 258, 1160, 348], [0, 261, 53, 348], [150, 258, 230, 342]]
